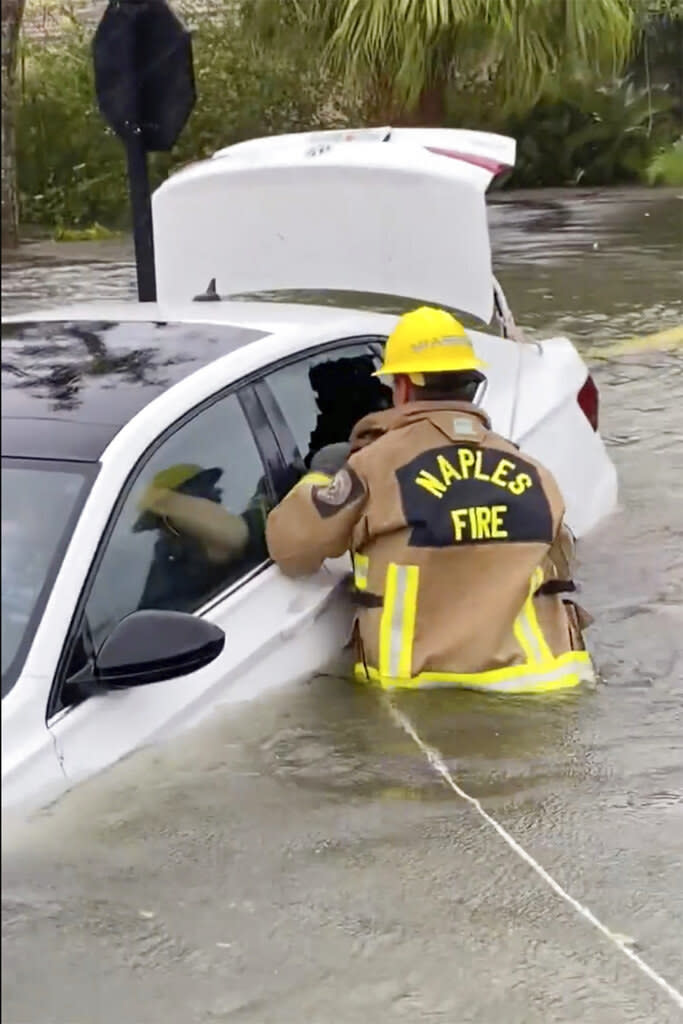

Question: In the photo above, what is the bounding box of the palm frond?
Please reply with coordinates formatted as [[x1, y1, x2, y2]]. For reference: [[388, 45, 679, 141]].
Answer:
[[244, 0, 637, 113]]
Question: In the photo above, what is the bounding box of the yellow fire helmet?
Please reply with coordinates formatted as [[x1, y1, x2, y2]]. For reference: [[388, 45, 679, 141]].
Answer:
[[375, 306, 486, 385]]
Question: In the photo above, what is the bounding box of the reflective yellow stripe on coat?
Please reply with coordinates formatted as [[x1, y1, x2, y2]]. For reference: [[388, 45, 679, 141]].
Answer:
[[513, 567, 553, 667], [378, 563, 420, 681], [297, 471, 333, 488], [353, 553, 369, 591], [356, 564, 594, 694], [355, 651, 593, 693]]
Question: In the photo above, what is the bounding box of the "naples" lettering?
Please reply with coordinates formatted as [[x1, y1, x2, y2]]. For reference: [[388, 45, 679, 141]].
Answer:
[[415, 449, 532, 499]]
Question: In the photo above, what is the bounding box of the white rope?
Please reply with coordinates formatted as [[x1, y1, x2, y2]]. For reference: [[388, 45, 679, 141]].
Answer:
[[385, 699, 683, 1012]]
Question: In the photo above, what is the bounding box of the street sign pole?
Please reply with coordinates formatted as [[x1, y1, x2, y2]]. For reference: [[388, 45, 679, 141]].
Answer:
[[126, 127, 156, 302]]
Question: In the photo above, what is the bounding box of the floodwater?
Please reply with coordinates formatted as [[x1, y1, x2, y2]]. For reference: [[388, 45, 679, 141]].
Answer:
[[2, 189, 683, 1023]]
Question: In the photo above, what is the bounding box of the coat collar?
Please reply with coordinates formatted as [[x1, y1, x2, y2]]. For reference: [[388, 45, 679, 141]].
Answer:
[[351, 401, 491, 452]]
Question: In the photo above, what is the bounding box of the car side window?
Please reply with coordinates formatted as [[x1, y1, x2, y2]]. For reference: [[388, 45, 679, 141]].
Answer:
[[76, 391, 273, 660], [264, 341, 392, 468]]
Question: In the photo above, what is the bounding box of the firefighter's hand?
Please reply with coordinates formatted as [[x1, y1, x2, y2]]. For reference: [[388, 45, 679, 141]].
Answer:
[[309, 442, 351, 477]]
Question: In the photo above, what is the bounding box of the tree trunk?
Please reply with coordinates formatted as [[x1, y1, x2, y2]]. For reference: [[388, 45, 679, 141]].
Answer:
[[395, 83, 447, 127], [368, 77, 448, 128], [2, 0, 26, 249]]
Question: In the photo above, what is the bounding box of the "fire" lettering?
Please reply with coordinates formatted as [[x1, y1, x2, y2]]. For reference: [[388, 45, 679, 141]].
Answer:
[[450, 505, 509, 542]]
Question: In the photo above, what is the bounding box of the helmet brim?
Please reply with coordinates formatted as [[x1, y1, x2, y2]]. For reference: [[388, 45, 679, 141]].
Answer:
[[373, 357, 487, 378]]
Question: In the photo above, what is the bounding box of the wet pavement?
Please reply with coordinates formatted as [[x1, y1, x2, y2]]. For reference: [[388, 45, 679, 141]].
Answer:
[[2, 188, 683, 1023]]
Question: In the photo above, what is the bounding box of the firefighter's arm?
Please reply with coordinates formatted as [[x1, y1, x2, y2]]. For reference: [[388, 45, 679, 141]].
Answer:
[[141, 488, 250, 563], [266, 463, 368, 577]]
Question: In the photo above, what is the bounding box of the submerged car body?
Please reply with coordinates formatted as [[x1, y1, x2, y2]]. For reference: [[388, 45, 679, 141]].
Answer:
[[1, 128, 618, 811]]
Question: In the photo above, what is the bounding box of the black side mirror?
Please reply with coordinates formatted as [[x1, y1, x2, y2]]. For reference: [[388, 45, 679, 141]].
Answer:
[[94, 609, 224, 689]]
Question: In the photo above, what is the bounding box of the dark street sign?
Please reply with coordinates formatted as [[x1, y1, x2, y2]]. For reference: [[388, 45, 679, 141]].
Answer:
[[93, 0, 195, 151], [92, 0, 196, 302]]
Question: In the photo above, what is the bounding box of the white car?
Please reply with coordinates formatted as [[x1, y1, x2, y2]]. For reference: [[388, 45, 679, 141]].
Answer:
[[1, 128, 618, 812]]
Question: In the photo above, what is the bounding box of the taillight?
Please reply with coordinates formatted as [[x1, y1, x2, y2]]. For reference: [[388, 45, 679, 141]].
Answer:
[[577, 374, 599, 431]]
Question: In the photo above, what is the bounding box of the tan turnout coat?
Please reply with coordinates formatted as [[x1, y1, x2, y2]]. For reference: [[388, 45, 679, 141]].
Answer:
[[266, 402, 594, 693]]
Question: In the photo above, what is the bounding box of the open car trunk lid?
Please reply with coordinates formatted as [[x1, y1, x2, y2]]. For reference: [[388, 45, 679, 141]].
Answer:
[[152, 128, 515, 324]]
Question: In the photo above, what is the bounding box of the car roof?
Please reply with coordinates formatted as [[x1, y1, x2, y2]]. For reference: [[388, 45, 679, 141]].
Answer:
[[1, 300, 397, 463], [0, 297, 397, 330], [1, 316, 270, 461]]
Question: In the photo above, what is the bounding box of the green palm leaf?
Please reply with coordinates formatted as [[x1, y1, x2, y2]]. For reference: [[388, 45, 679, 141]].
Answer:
[[246, 0, 636, 113]]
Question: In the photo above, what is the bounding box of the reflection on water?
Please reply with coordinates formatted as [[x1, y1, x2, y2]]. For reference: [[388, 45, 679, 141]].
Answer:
[[2, 189, 683, 1024]]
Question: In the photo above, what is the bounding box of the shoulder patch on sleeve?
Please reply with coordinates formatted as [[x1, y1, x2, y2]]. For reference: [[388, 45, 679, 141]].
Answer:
[[312, 467, 365, 518]]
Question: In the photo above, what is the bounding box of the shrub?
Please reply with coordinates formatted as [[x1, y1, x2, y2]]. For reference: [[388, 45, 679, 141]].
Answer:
[[502, 77, 676, 187], [646, 137, 683, 184]]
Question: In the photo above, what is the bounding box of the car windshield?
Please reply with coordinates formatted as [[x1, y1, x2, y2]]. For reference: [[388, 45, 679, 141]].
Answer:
[[1, 459, 94, 697]]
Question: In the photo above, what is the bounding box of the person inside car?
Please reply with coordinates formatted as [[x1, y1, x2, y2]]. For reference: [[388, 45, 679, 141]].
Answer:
[[135, 464, 269, 611]]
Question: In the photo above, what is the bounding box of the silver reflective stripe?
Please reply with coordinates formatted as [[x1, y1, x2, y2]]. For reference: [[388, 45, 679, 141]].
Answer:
[[516, 609, 545, 665], [387, 565, 410, 679], [512, 568, 551, 666], [452, 417, 477, 435]]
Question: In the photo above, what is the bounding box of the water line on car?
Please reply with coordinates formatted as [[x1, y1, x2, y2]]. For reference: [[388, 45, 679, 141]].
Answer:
[[384, 696, 683, 1013]]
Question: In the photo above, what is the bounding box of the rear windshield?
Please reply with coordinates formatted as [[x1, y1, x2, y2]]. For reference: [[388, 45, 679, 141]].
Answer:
[[2, 459, 95, 697]]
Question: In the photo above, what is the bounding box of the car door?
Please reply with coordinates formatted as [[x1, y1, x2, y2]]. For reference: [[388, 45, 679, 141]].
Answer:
[[47, 383, 352, 791]]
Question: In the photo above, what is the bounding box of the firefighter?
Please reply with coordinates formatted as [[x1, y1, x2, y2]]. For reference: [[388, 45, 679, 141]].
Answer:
[[266, 306, 594, 693]]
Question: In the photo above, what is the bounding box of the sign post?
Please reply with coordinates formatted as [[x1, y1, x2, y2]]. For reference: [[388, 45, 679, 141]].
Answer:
[[92, 0, 196, 301], [125, 125, 156, 302]]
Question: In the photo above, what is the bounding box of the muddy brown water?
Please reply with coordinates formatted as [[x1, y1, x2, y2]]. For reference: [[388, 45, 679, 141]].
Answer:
[[2, 188, 682, 1023]]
